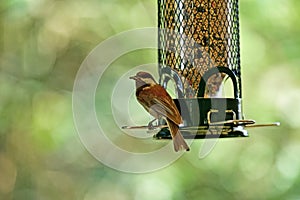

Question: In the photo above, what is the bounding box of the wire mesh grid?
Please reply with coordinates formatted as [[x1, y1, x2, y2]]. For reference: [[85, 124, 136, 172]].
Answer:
[[158, 0, 241, 98]]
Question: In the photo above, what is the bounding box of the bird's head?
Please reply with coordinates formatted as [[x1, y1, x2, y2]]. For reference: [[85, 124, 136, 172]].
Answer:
[[130, 71, 157, 88]]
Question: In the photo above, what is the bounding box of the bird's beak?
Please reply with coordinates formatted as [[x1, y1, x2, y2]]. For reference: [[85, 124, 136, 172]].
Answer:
[[129, 76, 138, 80]]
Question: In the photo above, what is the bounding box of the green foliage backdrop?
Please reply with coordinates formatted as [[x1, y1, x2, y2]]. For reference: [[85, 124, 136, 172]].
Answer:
[[1, 0, 300, 199]]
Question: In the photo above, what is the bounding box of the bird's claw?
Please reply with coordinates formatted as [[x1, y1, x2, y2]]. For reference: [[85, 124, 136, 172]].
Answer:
[[147, 119, 157, 130]]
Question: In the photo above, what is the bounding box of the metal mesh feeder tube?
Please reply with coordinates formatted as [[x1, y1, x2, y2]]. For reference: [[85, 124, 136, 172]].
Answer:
[[156, 0, 247, 139], [158, 0, 241, 98], [122, 0, 280, 141]]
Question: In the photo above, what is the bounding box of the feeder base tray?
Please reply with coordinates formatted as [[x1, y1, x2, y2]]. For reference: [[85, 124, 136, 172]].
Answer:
[[154, 125, 248, 139], [122, 120, 280, 140]]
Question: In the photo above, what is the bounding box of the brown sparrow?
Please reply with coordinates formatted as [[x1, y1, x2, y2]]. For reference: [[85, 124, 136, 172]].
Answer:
[[130, 71, 190, 152]]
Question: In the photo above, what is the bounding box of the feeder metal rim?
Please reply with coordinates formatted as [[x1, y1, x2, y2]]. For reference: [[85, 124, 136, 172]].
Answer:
[[209, 119, 256, 126], [122, 124, 235, 130], [245, 122, 280, 128], [122, 121, 280, 131], [122, 119, 255, 131], [121, 125, 167, 130]]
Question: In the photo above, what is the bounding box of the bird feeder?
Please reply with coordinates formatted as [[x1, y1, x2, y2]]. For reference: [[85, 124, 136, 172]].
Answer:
[[123, 0, 279, 139], [155, 0, 279, 139]]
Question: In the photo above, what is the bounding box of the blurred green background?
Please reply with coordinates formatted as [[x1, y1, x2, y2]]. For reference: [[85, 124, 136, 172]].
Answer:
[[1, 0, 300, 199]]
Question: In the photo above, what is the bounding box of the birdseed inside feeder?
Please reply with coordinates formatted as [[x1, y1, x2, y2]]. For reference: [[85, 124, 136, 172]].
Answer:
[[158, 0, 241, 98]]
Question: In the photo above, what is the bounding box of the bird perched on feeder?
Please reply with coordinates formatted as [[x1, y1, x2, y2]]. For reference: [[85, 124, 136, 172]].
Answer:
[[130, 71, 190, 152]]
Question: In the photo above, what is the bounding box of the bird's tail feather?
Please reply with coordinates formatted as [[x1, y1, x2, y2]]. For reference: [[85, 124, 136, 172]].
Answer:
[[167, 119, 190, 152]]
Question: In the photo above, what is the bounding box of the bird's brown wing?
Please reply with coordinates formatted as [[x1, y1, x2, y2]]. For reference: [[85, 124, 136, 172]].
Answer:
[[137, 85, 182, 125]]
